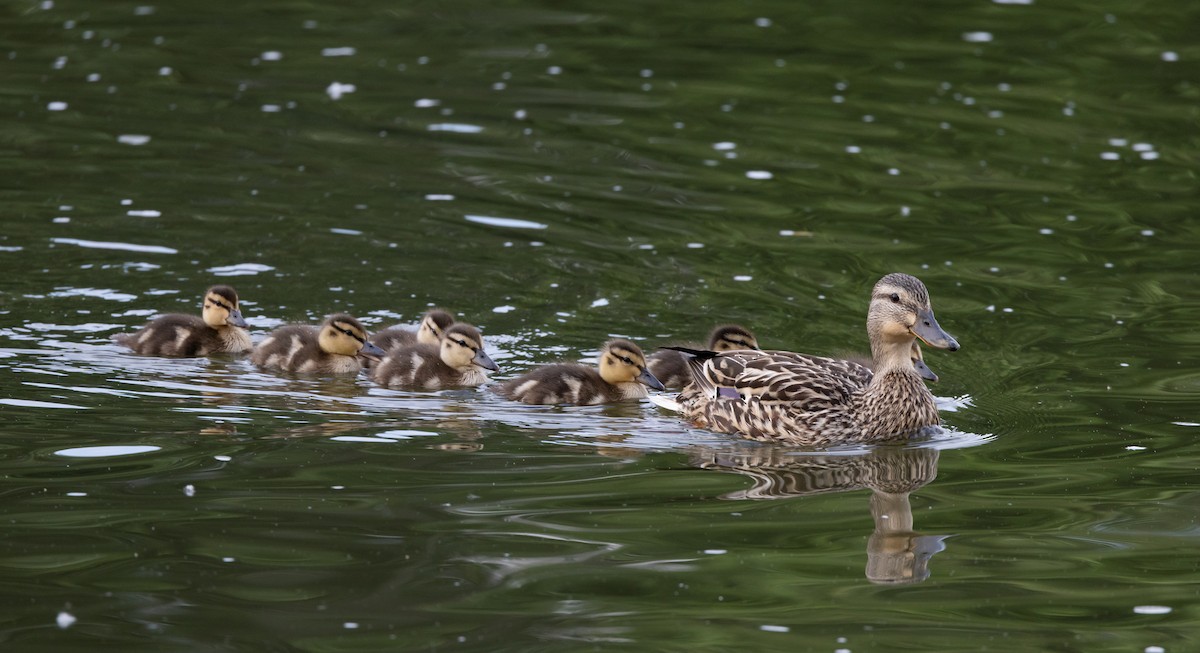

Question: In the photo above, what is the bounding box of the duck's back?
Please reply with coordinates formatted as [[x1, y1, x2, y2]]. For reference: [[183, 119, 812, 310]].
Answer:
[[252, 325, 357, 374], [114, 314, 247, 357], [677, 350, 882, 445], [498, 364, 620, 405]]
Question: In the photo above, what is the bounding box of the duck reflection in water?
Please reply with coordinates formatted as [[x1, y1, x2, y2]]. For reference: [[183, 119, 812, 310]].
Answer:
[[692, 445, 946, 584]]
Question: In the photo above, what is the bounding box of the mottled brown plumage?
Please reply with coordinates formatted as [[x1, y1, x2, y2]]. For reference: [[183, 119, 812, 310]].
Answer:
[[649, 324, 759, 389], [251, 313, 386, 375], [670, 273, 959, 447], [497, 339, 666, 405], [113, 285, 251, 357], [372, 323, 498, 389]]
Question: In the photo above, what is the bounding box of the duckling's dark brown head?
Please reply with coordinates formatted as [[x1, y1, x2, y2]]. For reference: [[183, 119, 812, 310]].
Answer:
[[708, 324, 759, 351], [418, 308, 456, 345]]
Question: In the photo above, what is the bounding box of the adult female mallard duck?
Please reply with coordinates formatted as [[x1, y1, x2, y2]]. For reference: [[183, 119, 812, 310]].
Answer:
[[113, 285, 251, 356], [251, 313, 386, 375], [497, 339, 665, 405], [648, 324, 760, 389], [660, 273, 958, 446], [370, 308, 455, 353], [372, 323, 499, 389]]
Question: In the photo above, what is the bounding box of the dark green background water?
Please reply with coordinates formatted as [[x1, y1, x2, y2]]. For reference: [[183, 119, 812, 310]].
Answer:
[[2, 0, 1198, 650]]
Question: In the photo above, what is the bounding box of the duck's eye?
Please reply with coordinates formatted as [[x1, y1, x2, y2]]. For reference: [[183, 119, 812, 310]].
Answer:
[[889, 293, 901, 304], [453, 338, 468, 348], [620, 356, 634, 366]]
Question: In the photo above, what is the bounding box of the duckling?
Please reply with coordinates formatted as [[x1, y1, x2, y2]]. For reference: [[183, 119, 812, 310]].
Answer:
[[251, 313, 386, 375], [662, 273, 959, 447], [371, 308, 455, 353], [648, 324, 759, 388], [843, 341, 938, 383], [372, 323, 499, 389], [113, 285, 251, 357], [497, 339, 666, 405]]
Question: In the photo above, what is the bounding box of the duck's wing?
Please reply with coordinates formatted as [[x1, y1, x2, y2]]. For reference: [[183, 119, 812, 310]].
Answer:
[[686, 349, 872, 409]]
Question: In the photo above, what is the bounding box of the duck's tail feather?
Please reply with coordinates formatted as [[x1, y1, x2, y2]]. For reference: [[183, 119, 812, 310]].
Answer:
[[647, 394, 683, 413], [660, 345, 719, 361], [660, 346, 718, 394]]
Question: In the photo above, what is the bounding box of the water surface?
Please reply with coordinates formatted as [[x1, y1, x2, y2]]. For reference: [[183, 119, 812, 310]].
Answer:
[[2, 0, 1199, 650]]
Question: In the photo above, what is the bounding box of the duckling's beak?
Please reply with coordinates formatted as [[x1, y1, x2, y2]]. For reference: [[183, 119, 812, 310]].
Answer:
[[911, 308, 959, 351], [638, 367, 666, 391], [913, 358, 939, 383], [473, 349, 499, 372], [226, 309, 249, 329], [358, 340, 387, 362]]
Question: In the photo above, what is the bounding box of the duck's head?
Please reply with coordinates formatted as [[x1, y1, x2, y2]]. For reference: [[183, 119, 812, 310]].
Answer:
[[867, 273, 958, 370], [417, 309, 456, 346], [708, 324, 759, 352], [598, 339, 665, 390], [202, 285, 248, 329], [439, 323, 499, 372], [318, 314, 386, 360], [910, 341, 938, 383]]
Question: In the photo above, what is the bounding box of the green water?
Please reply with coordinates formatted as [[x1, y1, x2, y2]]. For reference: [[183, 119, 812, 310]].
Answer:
[[2, 0, 1199, 650]]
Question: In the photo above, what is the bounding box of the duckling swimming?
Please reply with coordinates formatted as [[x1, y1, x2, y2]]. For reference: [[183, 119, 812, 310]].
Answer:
[[497, 339, 665, 405], [662, 273, 958, 446], [251, 313, 386, 375], [372, 323, 499, 389], [648, 324, 759, 388], [113, 285, 251, 357], [371, 308, 455, 353]]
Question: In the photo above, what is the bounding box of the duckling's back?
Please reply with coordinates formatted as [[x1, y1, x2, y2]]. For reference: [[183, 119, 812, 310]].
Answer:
[[497, 364, 619, 405], [373, 344, 487, 389], [114, 314, 243, 357], [251, 325, 326, 372]]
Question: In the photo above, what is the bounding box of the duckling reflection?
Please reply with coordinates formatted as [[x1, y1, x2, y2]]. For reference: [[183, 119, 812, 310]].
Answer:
[[692, 445, 945, 584]]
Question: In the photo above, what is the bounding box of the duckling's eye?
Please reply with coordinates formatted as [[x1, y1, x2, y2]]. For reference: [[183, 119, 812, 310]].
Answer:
[[620, 356, 634, 366], [889, 293, 901, 304], [452, 338, 469, 348]]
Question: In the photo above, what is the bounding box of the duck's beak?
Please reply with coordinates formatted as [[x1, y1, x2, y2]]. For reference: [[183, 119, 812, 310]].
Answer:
[[358, 340, 387, 362], [473, 349, 499, 372], [638, 367, 666, 391], [911, 308, 959, 351], [226, 309, 249, 329], [913, 358, 939, 382]]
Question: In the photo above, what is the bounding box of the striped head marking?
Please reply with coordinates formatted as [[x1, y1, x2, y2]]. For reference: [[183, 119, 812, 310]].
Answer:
[[708, 324, 759, 351], [868, 273, 958, 370], [202, 285, 247, 328], [599, 339, 664, 390], [319, 313, 374, 357], [440, 323, 498, 371], [418, 309, 456, 345]]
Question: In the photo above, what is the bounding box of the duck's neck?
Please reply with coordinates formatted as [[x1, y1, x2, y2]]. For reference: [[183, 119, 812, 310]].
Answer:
[[870, 335, 916, 375], [859, 339, 939, 438], [217, 325, 252, 352], [617, 382, 649, 400]]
